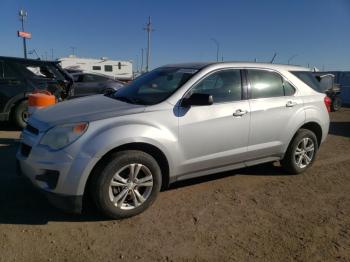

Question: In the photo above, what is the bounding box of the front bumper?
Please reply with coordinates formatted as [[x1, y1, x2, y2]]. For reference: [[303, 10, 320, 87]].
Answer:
[[16, 125, 99, 214], [17, 159, 83, 213]]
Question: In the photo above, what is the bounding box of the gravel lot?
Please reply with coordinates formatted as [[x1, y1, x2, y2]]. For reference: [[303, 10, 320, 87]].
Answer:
[[0, 108, 349, 262]]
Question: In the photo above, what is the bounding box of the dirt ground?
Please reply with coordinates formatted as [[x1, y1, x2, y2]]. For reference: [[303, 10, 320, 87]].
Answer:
[[0, 108, 349, 262]]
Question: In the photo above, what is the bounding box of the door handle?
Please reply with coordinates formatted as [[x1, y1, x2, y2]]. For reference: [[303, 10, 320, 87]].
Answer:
[[233, 109, 248, 117], [286, 101, 297, 107]]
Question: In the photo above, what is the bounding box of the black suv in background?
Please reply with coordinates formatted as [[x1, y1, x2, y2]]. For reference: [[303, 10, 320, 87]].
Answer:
[[0, 56, 74, 128]]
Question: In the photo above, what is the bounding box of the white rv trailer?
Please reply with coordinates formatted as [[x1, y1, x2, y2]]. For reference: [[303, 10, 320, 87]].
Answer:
[[59, 56, 133, 81]]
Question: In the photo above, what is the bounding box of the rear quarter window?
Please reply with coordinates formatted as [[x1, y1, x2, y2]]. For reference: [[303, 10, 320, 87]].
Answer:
[[291, 71, 323, 92]]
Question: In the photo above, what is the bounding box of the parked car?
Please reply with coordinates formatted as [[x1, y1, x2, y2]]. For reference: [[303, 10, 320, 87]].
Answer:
[[70, 72, 125, 97], [17, 62, 330, 219], [0, 56, 74, 128], [311, 72, 342, 111]]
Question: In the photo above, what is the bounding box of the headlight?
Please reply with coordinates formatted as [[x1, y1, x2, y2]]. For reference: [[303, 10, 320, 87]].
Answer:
[[40, 122, 88, 150]]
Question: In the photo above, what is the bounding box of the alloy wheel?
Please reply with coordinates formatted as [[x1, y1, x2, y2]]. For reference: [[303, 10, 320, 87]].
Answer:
[[294, 138, 315, 169], [108, 163, 154, 210]]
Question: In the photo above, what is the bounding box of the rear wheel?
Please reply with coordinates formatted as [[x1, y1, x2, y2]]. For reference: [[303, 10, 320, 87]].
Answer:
[[281, 129, 318, 174], [13, 100, 29, 129], [91, 150, 162, 219]]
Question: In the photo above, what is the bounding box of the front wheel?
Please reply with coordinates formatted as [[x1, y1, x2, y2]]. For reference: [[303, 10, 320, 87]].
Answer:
[[281, 129, 318, 174], [91, 150, 162, 219]]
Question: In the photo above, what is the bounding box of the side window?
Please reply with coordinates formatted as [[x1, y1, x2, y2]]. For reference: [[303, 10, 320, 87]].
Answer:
[[104, 65, 113, 72], [82, 74, 99, 82], [248, 70, 284, 99], [2, 62, 17, 79], [283, 80, 296, 96], [92, 66, 101, 71], [0, 61, 3, 79], [190, 70, 242, 103]]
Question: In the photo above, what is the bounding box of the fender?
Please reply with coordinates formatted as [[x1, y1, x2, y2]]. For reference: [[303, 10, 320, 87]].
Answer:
[[71, 121, 179, 195]]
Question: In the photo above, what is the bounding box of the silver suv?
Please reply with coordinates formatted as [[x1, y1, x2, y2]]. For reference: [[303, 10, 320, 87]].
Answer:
[[17, 62, 330, 219]]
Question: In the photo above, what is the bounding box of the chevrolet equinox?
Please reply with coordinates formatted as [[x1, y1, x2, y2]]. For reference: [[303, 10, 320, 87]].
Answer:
[[17, 62, 330, 219]]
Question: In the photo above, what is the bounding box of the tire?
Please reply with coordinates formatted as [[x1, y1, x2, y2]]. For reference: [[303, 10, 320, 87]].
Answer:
[[91, 150, 162, 219], [331, 96, 342, 112], [281, 129, 318, 174], [13, 100, 29, 129]]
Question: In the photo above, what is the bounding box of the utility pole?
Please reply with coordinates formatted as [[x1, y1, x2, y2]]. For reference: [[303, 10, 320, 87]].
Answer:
[[141, 48, 144, 73], [211, 38, 220, 62], [143, 16, 154, 72], [28, 49, 39, 59], [19, 9, 28, 59], [70, 46, 77, 56], [270, 52, 277, 63], [51, 48, 54, 60]]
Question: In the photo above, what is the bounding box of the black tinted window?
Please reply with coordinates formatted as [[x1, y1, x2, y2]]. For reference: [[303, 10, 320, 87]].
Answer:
[[104, 65, 113, 72], [291, 71, 322, 92], [248, 70, 284, 98], [283, 80, 295, 96], [92, 66, 101, 70], [2, 62, 17, 79], [0, 61, 3, 78], [191, 70, 242, 103], [82, 74, 108, 82]]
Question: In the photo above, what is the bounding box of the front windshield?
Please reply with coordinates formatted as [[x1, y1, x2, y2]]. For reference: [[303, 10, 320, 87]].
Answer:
[[109, 67, 198, 105]]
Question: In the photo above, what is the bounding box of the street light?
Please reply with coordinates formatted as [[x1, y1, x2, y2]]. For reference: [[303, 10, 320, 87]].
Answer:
[[288, 54, 298, 64], [19, 9, 28, 59], [211, 38, 220, 62]]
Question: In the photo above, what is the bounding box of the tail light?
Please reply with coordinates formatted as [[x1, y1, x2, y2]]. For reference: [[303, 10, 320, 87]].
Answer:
[[324, 96, 332, 112]]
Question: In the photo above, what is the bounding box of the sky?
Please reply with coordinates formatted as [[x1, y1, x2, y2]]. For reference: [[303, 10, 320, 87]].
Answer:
[[0, 0, 349, 71]]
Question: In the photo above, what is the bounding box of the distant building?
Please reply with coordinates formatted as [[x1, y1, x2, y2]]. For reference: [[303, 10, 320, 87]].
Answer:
[[59, 55, 133, 81]]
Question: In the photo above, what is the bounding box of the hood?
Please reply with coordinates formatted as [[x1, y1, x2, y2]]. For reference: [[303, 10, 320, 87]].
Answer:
[[29, 94, 145, 130]]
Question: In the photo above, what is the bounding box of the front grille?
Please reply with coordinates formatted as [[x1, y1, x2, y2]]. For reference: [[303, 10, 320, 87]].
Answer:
[[20, 143, 32, 157], [26, 124, 39, 135]]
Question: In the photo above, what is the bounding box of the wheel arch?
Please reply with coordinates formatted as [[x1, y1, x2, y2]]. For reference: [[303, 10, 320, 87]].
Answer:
[[283, 121, 323, 158], [85, 142, 170, 199], [299, 122, 322, 147], [4, 92, 28, 114]]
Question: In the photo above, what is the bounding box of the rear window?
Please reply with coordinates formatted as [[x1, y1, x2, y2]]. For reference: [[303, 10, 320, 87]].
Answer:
[[291, 71, 322, 92]]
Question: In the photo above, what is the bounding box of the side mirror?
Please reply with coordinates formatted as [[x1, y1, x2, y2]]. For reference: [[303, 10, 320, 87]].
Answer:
[[181, 93, 213, 107]]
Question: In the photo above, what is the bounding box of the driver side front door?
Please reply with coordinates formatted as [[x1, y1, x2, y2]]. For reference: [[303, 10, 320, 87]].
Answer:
[[177, 69, 250, 178]]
